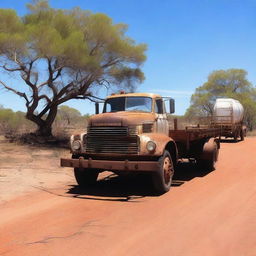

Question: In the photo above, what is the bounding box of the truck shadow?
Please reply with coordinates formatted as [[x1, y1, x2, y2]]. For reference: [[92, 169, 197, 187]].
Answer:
[[66, 162, 214, 201], [219, 138, 239, 143], [172, 162, 214, 186], [66, 174, 153, 202]]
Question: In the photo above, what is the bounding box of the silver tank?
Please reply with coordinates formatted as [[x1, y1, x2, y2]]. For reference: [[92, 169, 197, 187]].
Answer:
[[213, 98, 244, 124]]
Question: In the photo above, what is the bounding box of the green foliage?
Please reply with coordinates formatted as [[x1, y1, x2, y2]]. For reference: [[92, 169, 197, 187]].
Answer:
[[8, 1, 147, 71], [0, 104, 88, 136], [53, 105, 90, 138], [0, 108, 35, 134], [109, 67, 145, 92], [0, 9, 23, 34], [57, 105, 82, 125], [185, 69, 256, 130]]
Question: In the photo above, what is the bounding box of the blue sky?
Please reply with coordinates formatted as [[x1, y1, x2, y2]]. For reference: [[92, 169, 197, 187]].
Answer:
[[0, 0, 256, 115]]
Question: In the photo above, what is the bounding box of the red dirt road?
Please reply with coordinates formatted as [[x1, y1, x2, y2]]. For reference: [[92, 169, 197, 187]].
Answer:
[[0, 138, 256, 256]]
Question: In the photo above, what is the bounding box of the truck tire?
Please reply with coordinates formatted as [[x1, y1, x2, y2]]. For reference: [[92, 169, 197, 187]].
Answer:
[[243, 126, 247, 137], [74, 168, 98, 187], [198, 139, 219, 172], [240, 129, 244, 141], [152, 150, 174, 194]]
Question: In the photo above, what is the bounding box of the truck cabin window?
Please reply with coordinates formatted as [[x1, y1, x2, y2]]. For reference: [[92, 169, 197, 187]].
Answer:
[[155, 99, 164, 114], [103, 97, 152, 113]]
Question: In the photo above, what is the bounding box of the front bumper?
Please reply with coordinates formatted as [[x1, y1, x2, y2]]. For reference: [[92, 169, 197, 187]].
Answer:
[[60, 157, 159, 172]]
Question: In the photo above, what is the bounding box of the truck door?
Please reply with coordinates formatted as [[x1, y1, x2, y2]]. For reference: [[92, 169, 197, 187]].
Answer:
[[155, 98, 169, 135]]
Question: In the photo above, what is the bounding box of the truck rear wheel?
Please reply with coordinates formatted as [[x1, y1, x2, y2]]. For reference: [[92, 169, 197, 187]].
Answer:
[[240, 129, 244, 141], [198, 139, 219, 172], [74, 168, 99, 187], [152, 150, 174, 194]]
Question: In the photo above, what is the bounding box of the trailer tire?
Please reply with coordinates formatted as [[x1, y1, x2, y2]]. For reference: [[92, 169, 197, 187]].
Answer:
[[152, 150, 174, 194], [74, 168, 98, 187]]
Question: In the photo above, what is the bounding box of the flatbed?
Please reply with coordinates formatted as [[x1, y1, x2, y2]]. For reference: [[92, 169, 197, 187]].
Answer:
[[169, 125, 221, 143], [168, 119, 221, 161]]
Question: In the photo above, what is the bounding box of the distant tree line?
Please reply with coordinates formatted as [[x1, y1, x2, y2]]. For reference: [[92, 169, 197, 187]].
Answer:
[[0, 105, 89, 136]]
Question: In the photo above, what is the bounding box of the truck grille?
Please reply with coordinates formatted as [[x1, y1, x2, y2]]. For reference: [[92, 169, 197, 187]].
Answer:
[[86, 127, 139, 154]]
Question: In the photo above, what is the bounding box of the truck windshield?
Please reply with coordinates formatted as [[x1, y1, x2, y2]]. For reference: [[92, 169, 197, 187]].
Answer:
[[103, 97, 152, 113]]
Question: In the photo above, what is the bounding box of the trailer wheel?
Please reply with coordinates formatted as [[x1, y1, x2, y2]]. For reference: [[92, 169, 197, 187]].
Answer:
[[198, 139, 219, 172], [74, 168, 98, 187], [152, 150, 174, 194]]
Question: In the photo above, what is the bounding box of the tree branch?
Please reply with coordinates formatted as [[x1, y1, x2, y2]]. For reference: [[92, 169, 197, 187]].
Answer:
[[52, 67, 63, 81], [0, 80, 30, 106], [45, 57, 61, 96], [85, 95, 104, 102], [89, 42, 101, 56], [2, 64, 22, 72], [38, 94, 51, 104], [101, 57, 121, 69]]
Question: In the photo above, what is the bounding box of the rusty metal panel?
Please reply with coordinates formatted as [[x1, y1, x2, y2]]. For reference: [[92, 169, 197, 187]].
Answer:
[[60, 157, 159, 172]]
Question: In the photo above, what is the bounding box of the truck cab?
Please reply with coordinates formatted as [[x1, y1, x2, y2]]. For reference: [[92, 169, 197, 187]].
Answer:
[[61, 92, 177, 194]]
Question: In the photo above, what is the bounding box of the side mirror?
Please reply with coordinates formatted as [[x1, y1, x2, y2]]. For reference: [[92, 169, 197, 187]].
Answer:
[[95, 102, 99, 114], [169, 99, 175, 114]]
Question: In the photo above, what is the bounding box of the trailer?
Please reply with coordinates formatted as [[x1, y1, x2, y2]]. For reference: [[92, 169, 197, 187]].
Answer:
[[212, 98, 246, 141]]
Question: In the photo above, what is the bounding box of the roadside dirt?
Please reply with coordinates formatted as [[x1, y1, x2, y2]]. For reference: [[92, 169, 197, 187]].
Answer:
[[0, 136, 255, 256], [0, 136, 73, 203]]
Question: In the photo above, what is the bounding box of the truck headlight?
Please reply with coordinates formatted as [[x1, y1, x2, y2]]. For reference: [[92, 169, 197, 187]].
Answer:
[[146, 141, 156, 152], [71, 140, 81, 151]]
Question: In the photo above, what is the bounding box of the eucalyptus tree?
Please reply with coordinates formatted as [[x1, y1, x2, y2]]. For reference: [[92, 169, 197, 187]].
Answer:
[[0, 0, 146, 136]]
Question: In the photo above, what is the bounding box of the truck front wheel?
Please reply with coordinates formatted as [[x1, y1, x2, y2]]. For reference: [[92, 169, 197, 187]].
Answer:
[[152, 150, 174, 194], [74, 168, 99, 187]]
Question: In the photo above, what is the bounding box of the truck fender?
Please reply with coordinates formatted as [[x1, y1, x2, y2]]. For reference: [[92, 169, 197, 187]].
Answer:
[[200, 138, 219, 161], [165, 140, 178, 165], [139, 133, 178, 163]]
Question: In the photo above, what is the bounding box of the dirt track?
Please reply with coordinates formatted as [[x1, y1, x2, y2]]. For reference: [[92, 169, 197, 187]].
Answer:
[[0, 137, 256, 256]]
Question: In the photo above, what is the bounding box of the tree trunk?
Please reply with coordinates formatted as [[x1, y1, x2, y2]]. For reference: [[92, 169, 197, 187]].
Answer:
[[26, 105, 58, 137], [36, 124, 53, 137]]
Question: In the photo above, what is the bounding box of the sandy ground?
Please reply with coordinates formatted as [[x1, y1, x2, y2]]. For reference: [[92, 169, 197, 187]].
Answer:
[[0, 136, 256, 256], [0, 136, 73, 203]]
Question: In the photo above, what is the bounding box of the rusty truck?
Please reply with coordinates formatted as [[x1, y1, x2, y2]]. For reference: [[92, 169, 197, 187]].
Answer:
[[61, 92, 220, 194]]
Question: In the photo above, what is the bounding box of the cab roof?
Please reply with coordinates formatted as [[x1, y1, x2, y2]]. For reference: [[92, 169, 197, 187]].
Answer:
[[107, 92, 161, 99]]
